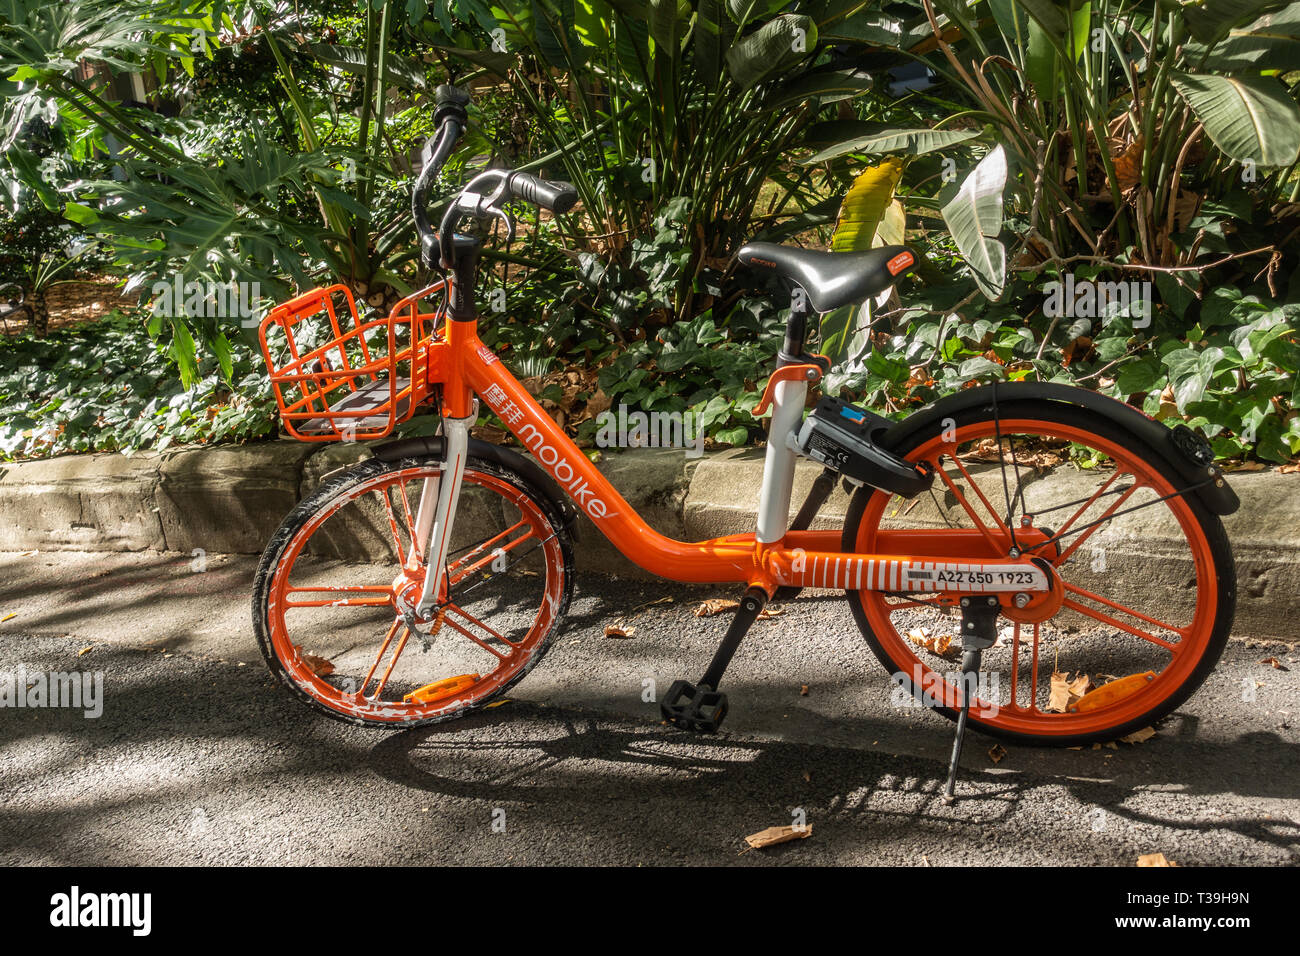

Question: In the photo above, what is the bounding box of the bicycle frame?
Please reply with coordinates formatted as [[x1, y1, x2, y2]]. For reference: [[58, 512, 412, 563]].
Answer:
[[408, 290, 1052, 613]]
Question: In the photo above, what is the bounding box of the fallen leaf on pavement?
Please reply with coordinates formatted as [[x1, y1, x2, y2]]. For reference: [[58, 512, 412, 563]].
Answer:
[[906, 627, 959, 660], [1137, 852, 1178, 867], [695, 598, 739, 617], [988, 744, 1006, 764], [77, 646, 92, 657], [799, 684, 809, 696], [294, 644, 335, 677], [18, 550, 38, 557], [1280, 463, 1299, 474], [604, 625, 635, 638], [1262, 656, 1290, 671], [1120, 726, 1156, 744], [745, 824, 813, 849], [758, 605, 785, 619], [1047, 669, 1092, 712], [1048, 670, 1072, 712], [0, 612, 15, 623]]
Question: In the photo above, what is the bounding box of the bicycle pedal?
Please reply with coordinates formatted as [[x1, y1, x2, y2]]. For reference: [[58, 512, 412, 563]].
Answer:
[[660, 679, 728, 733]]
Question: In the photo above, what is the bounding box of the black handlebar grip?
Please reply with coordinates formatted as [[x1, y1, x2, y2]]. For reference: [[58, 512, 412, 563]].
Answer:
[[509, 172, 579, 214], [434, 84, 470, 127]]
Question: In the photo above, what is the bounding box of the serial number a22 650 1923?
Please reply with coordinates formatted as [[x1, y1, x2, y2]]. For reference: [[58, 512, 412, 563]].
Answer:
[[932, 568, 1039, 586]]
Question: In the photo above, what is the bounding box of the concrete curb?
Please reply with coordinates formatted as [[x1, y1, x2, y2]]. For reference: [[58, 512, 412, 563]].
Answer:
[[1, 440, 1296, 639]]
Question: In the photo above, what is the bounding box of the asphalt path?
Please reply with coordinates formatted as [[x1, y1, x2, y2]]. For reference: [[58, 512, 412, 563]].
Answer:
[[1, 552, 1297, 865]]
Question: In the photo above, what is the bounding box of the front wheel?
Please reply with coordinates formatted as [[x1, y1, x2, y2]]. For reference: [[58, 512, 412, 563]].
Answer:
[[253, 453, 574, 727], [843, 398, 1236, 746]]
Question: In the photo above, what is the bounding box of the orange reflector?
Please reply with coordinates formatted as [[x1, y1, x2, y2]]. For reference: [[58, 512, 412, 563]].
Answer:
[[403, 673, 480, 704], [1070, 671, 1156, 712]]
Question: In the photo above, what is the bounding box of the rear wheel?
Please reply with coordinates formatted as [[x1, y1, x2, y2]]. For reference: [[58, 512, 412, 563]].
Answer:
[[843, 400, 1235, 746], [253, 454, 573, 727]]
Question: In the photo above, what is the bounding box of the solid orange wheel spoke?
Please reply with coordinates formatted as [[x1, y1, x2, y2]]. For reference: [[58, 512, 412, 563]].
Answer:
[[285, 585, 393, 608], [1053, 481, 1141, 565], [379, 485, 407, 567], [1030, 624, 1040, 713], [946, 454, 1018, 535], [1063, 582, 1184, 646], [934, 458, 1009, 554], [359, 618, 402, 697], [448, 526, 538, 585], [1061, 598, 1178, 651], [443, 604, 512, 661], [396, 478, 421, 566], [1010, 622, 1020, 709], [372, 625, 414, 698], [1043, 469, 1124, 546]]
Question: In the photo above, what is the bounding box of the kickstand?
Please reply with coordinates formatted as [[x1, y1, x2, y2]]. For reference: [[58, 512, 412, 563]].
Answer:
[[942, 595, 1000, 805]]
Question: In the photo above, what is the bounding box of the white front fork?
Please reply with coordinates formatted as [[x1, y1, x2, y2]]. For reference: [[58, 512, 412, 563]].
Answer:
[[756, 378, 808, 544], [413, 414, 473, 614]]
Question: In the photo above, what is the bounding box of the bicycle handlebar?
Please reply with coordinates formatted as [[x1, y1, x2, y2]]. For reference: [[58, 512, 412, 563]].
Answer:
[[412, 85, 579, 270], [507, 172, 579, 215]]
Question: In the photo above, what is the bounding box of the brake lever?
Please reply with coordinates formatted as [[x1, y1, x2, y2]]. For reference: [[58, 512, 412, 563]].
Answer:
[[488, 205, 515, 244]]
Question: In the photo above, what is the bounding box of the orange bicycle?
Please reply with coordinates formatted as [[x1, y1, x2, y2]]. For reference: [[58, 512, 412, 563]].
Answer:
[[253, 87, 1238, 800]]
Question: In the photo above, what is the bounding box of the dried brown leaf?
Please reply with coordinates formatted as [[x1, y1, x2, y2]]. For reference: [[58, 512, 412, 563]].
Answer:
[[1047, 670, 1072, 713], [1119, 726, 1156, 744], [294, 645, 334, 677], [695, 598, 740, 617], [1111, 136, 1144, 193], [744, 824, 813, 849]]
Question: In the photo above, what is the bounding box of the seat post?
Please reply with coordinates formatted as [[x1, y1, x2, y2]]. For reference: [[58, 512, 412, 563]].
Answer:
[[780, 286, 810, 364]]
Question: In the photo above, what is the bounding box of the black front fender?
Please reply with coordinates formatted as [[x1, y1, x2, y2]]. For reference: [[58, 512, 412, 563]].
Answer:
[[881, 382, 1239, 516]]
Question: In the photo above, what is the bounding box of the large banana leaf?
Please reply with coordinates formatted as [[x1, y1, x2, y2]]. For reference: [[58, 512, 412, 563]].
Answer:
[[1190, 6, 1300, 71], [1171, 71, 1300, 166], [940, 144, 1007, 301], [1182, 0, 1292, 43], [1004, 0, 1069, 36], [817, 10, 904, 45], [821, 160, 906, 367], [724, 13, 817, 89], [308, 42, 428, 88], [829, 156, 906, 252], [804, 125, 982, 163], [761, 69, 875, 110], [997, 0, 1090, 92]]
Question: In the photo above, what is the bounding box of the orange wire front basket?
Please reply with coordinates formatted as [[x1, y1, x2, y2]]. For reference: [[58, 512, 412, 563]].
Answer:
[[258, 281, 447, 442]]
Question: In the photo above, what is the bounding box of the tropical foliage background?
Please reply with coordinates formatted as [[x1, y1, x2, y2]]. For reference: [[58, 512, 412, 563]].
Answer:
[[2, 0, 1299, 465]]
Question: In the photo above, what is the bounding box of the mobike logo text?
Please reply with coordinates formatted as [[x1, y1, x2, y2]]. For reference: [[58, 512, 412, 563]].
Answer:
[[481, 382, 611, 521], [517, 423, 608, 520]]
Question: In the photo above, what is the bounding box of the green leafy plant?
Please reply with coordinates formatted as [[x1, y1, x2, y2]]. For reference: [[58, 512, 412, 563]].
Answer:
[[0, 309, 279, 460]]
